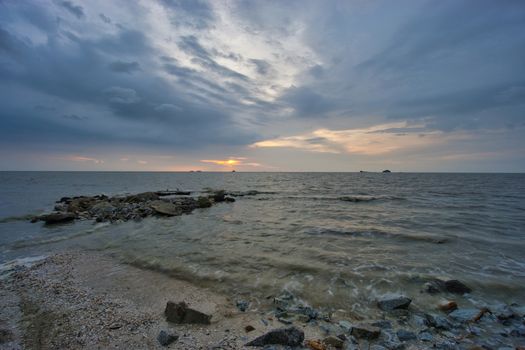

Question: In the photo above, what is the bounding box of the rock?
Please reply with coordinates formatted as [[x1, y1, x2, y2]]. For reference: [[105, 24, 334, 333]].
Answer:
[[448, 308, 480, 323], [510, 325, 525, 337], [396, 329, 417, 341], [338, 320, 353, 332], [40, 212, 76, 224], [125, 192, 159, 203], [425, 313, 452, 330], [419, 331, 433, 342], [288, 305, 318, 320], [197, 196, 212, 208], [377, 295, 412, 311], [423, 279, 446, 294], [438, 300, 458, 313], [164, 301, 211, 324], [323, 335, 344, 348], [245, 326, 304, 347], [150, 200, 181, 216], [236, 300, 249, 312], [157, 330, 179, 346], [371, 320, 392, 329], [0, 329, 14, 344], [245, 325, 255, 333], [225, 197, 236, 202], [306, 339, 326, 350], [382, 170, 391, 173], [211, 190, 226, 202], [89, 201, 115, 216], [350, 323, 381, 340], [444, 280, 472, 294], [494, 305, 515, 320]]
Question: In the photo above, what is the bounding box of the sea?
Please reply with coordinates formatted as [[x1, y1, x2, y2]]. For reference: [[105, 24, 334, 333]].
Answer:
[[1, 171, 524, 318]]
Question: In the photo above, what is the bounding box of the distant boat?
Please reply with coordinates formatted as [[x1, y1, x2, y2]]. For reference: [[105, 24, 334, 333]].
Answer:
[[382, 169, 391, 173]]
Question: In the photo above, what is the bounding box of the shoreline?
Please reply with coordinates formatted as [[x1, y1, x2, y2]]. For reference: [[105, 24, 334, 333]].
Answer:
[[0, 251, 324, 349]]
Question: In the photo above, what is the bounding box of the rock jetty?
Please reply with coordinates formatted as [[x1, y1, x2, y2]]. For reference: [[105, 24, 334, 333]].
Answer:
[[30, 190, 236, 224]]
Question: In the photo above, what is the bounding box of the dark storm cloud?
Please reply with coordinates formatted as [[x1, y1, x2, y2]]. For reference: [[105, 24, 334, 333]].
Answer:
[[0, 3, 257, 151], [57, 1, 85, 19]]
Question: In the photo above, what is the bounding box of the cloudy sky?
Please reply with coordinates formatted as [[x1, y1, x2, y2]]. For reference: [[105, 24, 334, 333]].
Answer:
[[1, 0, 524, 171]]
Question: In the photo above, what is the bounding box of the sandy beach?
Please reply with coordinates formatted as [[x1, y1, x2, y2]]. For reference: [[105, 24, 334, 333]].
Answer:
[[0, 251, 325, 350]]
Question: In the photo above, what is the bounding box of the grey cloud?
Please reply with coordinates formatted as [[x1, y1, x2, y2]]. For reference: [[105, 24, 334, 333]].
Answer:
[[250, 59, 271, 75], [158, 0, 215, 29], [57, 1, 85, 19], [104, 87, 141, 104], [99, 13, 111, 24], [62, 114, 88, 121], [108, 60, 141, 74]]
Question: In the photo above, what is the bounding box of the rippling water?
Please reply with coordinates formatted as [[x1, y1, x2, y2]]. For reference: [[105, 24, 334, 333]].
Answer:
[[1, 171, 524, 317]]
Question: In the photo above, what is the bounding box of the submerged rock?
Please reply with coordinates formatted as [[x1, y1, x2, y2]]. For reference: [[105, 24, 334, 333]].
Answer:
[[377, 295, 412, 311], [157, 330, 179, 346], [164, 301, 211, 324], [245, 326, 304, 347], [444, 280, 472, 294], [197, 196, 212, 208], [350, 323, 381, 340], [39, 212, 76, 224]]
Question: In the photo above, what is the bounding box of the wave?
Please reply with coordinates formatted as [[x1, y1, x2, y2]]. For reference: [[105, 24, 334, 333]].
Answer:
[[304, 227, 450, 244]]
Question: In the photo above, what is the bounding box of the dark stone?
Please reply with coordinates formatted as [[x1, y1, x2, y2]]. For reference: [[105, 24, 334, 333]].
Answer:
[[382, 170, 391, 173], [236, 300, 249, 312], [425, 313, 452, 330], [350, 323, 381, 339], [323, 335, 344, 348], [40, 212, 76, 224], [245, 325, 255, 332], [197, 197, 212, 208], [448, 308, 480, 323], [444, 280, 472, 294], [157, 330, 179, 346], [0, 329, 14, 344], [245, 326, 304, 347], [371, 320, 392, 329], [419, 331, 433, 342], [377, 295, 412, 311], [225, 197, 236, 202], [423, 279, 446, 294], [164, 301, 211, 324], [212, 190, 226, 202], [396, 329, 417, 341]]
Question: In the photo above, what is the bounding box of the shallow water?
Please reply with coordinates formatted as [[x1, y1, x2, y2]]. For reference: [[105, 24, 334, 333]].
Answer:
[[1, 171, 524, 317]]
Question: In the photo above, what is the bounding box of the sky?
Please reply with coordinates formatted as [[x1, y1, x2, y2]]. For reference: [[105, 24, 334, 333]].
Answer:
[[0, 0, 524, 172]]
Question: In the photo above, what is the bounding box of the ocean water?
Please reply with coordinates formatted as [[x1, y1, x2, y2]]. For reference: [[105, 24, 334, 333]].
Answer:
[[1, 171, 524, 317]]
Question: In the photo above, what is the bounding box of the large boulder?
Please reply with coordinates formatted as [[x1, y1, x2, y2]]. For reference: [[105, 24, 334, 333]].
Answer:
[[150, 200, 181, 216], [164, 301, 211, 324], [40, 212, 76, 224], [377, 295, 412, 311], [245, 326, 304, 347]]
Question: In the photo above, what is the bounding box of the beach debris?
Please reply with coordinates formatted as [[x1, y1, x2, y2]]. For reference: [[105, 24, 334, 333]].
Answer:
[[245, 326, 304, 347], [438, 300, 458, 313], [377, 295, 412, 311], [306, 339, 326, 350], [350, 323, 381, 339], [164, 301, 211, 324], [157, 330, 179, 346]]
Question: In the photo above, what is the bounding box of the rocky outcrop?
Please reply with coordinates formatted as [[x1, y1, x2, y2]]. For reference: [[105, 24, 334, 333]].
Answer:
[[423, 278, 472, 295], [39, 212, 76, 224]]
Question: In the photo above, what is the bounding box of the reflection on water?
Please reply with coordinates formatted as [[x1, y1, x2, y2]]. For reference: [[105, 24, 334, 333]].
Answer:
[[1, 172, 524, 315]]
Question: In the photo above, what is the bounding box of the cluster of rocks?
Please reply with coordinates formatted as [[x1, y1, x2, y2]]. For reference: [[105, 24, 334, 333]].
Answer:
[[31, 190, 237, 225], [208, 279, 524, 350]]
